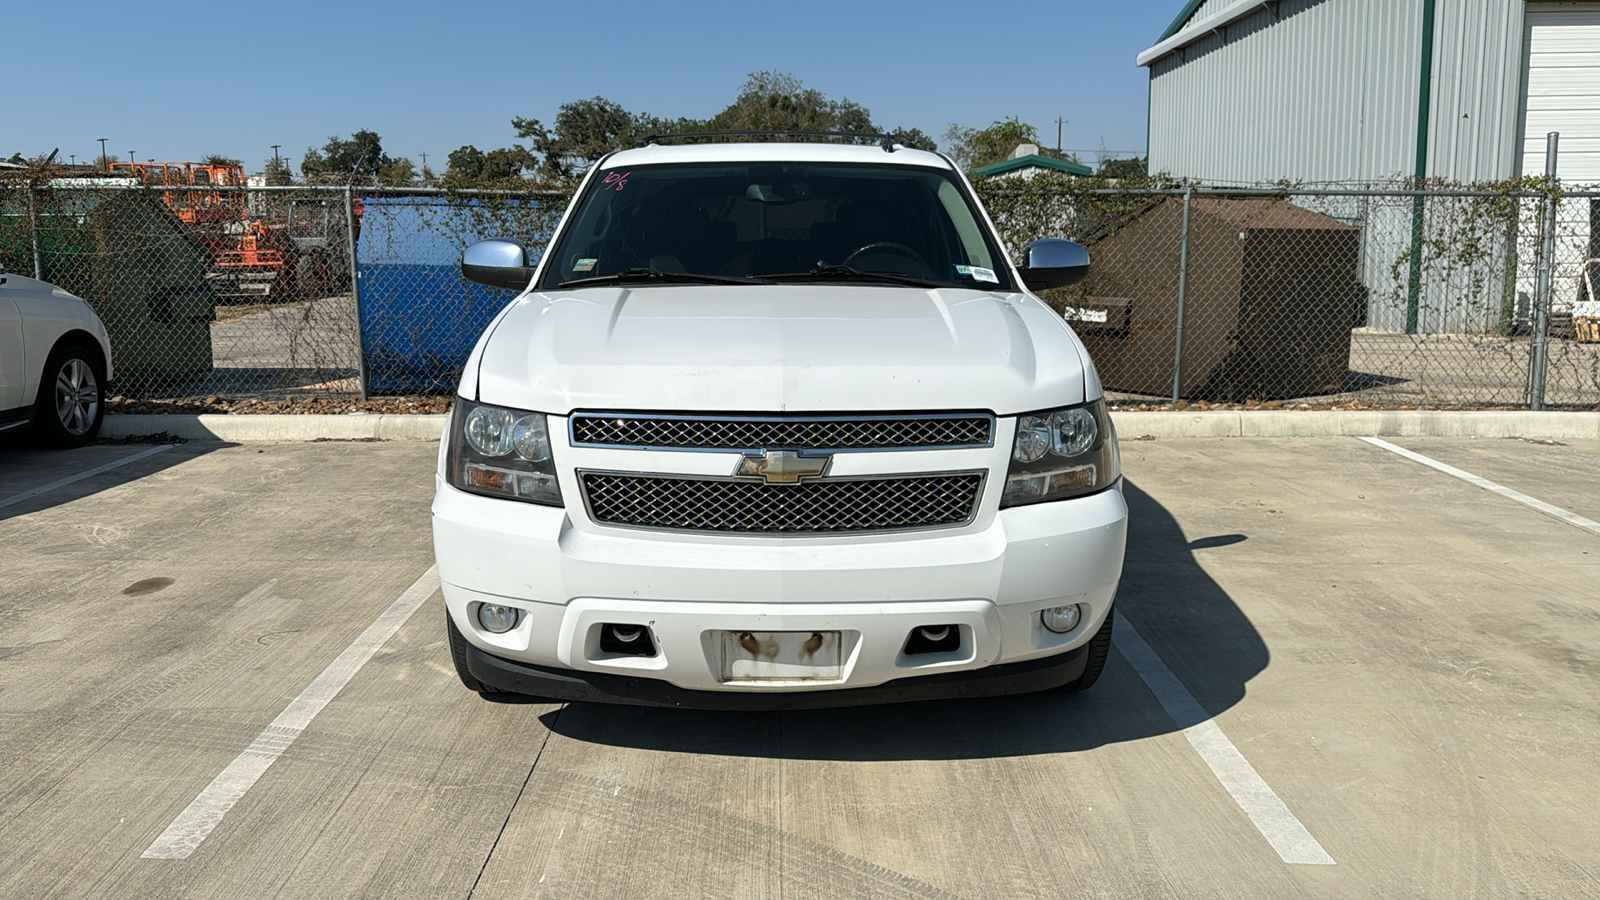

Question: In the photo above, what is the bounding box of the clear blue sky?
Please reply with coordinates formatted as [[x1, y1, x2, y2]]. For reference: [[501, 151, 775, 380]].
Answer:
[[10, 0, 1180, 173]]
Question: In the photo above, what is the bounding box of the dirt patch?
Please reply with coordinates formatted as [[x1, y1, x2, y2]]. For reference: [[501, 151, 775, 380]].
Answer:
[[106, 395, 455, 416], [1107, 399, 1526, 412]]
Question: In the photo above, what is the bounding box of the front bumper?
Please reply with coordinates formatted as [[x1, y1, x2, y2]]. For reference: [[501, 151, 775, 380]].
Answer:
[[433, 472, 1127, 700], [467, 640, 1090, 709]]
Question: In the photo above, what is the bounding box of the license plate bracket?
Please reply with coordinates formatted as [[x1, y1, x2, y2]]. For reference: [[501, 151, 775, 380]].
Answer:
[[718, 630, 843, 683]]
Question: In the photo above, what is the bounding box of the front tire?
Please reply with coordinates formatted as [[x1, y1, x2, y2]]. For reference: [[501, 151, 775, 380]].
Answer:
[[446, 609, 499, 694], [34, 342, 105, 449], [1056, 604, 1115, 693]]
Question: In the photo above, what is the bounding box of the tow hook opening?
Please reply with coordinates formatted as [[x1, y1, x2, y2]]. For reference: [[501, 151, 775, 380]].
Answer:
[[903, 624, 961, 655], [599, 623, 657, 657]]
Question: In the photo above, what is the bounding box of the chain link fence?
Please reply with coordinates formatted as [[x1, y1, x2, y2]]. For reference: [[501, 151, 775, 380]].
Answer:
[[2, 171, 1596, 411], [979, 179, 1600, 410]]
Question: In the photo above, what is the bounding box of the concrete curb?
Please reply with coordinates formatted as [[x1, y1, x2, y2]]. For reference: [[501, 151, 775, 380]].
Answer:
[[1110, 410, 1600, 441], [100, 410, 1599, 443], [102, 414, 449, 442]]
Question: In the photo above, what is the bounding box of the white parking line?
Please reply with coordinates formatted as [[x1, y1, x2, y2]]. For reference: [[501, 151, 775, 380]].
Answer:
[[1358, 437, 1600, 538], [1114, 612, 1336, 866], [142, 566, 440, 860], [0, 444, 172, 510]]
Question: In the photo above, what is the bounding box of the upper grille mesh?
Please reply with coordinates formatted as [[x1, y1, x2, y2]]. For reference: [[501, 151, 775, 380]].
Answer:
[[569, 413, 993, 451], [581, 472, 984, 534]]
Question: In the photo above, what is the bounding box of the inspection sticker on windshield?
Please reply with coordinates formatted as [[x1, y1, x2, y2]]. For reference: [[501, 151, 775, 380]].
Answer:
[[955, 264, 998, 284], [573, 258, 598, 272]]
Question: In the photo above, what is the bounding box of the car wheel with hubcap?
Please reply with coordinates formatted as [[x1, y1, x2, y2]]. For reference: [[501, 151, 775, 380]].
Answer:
[[34, 343, 105, 449]]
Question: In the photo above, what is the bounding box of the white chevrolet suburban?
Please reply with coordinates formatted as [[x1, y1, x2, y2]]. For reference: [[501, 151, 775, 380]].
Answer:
[[432, 137, 1128, 708]]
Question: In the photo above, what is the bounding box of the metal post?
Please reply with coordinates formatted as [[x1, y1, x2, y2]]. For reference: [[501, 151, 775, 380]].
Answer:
[[1529, 132, 1559, 411], [27, 186, 43, 280], [1405, 0, 1438, 335], [1172, 184, 1194, 402], [344, 185, 369, 400]]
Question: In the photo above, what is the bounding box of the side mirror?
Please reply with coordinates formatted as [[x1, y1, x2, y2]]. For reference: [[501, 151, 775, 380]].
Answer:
[[461, 239, 536, 290], [1019, 238, 1090, 291]]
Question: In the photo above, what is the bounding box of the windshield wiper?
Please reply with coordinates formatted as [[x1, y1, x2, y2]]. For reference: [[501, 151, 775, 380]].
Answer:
[[765, 265, 942, 288], [558, 267, 771, 288]]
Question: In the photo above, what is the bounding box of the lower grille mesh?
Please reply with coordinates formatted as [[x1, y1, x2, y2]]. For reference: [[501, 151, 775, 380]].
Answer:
[[581, 472, 984, 534]]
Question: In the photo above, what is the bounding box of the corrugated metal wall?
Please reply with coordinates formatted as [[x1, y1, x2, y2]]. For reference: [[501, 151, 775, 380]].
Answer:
[[1148, 0, 1421, 183], [1147, 0, 1525, 184], [1145, 0, 1536, 334], [1430, 0, 1526, 180]]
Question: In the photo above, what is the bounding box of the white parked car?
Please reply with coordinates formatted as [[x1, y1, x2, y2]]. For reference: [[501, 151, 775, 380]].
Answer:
[[0, 264, 112, 448], [433, 137, 1127, 708]]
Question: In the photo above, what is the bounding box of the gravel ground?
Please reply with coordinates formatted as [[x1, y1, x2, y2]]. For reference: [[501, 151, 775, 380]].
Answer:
[[106, 395, 455, 416]]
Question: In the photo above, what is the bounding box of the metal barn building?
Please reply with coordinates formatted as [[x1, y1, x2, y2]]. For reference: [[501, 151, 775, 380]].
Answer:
[[1139, 0, 1600, 333], [1139, 0, 1600, 185]]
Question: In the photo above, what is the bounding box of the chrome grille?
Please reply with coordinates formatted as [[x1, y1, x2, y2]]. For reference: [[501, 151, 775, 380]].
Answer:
[[581, 472, 985, 534], [569, 413, 993, 451]]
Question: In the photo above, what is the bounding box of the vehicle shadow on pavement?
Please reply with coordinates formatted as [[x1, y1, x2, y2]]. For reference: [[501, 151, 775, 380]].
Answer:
[[538, 479, 1270, 761], [0, 438, 220, 523]]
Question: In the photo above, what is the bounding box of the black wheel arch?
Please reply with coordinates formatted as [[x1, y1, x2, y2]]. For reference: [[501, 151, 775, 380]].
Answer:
[[44, 330, 111, 389]]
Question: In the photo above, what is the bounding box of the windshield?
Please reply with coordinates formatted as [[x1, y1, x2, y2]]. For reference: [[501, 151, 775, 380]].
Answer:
[[537, 161, 1013, 291]]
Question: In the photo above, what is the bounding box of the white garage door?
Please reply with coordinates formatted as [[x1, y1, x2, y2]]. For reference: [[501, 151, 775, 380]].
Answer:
[[1522, 7, 1600, 181], [1522, 7, 1600, 312]]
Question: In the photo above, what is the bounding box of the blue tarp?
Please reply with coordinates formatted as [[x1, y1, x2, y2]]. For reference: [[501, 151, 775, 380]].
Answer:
[[355, 196, 530, 393]]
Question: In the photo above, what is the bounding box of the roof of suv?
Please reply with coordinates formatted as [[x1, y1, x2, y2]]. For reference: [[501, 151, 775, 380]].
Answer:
[[600, 142, 954, 170]]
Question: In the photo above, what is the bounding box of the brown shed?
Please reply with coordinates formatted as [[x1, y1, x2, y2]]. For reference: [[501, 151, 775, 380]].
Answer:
[[1068, 197, 1363, 401]]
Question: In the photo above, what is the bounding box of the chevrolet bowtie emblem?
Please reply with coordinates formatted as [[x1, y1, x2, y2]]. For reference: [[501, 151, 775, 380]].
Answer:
[[735, 450, 831, 484]]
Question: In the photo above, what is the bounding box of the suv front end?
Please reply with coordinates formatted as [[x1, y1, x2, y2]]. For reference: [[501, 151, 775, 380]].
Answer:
[[431, 140, 1127, 707]]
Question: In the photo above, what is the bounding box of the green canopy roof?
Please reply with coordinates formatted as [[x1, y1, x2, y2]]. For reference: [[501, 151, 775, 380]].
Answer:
[[971, 154, 1092, 178]]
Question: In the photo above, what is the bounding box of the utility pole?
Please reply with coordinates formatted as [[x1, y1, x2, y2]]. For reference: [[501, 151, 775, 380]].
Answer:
[[97, 137, 108, 169], [271, 144, 281, 163], [1056, 116, 1066, 154], [127, 150, 135, 164], [419, 151, 428, 170]]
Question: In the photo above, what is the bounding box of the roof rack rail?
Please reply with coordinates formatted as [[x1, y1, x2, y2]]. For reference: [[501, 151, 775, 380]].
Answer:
[[635, 130, 903, 152]]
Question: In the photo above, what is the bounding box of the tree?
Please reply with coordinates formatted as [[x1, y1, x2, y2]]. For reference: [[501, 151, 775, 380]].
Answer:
[[509, 74, 936, 179], [943, 118, 1039, 172], [943, 118, 1078, 173], [263, 156, 294, 186], [445, 144, 535, 185], [301, 129, 391, 182], [701, 72, 934, 149], [513, 98, 660, 180], [378, 156, 417, 186], [706, 71, 871, 134], [1098, 157, 1147, 179], [202, 154, 242, 168]]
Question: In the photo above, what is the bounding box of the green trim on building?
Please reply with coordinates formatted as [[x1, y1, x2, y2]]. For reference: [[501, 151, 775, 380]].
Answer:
[[1157, 0, 1209, 42], [971, 155, 1093, 178]]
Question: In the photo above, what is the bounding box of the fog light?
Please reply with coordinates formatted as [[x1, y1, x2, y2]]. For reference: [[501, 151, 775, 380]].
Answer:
[[1041, 604, 1082, 634], [477, 603, 519, 633]]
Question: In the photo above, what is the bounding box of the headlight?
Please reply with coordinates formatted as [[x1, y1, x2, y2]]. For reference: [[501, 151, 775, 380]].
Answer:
[[447, 400, 563, 506], [1001, 399, 1119, 507]]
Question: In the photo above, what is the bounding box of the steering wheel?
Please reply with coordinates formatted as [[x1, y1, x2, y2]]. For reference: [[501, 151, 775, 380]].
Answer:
[[842, 241, 929, 269]]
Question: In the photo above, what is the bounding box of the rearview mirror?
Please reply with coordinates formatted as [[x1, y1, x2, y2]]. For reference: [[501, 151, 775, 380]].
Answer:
[[461, 239, 536, 290], [1019, 238, 1090, 291]]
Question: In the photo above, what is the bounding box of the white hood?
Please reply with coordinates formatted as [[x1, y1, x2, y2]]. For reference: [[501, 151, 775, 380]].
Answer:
[[472, 285, 1088, 415]]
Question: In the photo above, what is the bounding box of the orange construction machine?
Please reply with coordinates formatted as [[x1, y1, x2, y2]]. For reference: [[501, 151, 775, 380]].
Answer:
[[108, 161, 344, 301]]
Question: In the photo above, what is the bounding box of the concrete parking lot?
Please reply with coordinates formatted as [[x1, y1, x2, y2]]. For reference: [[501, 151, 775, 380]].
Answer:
[[2, 432, 1597, 898]]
